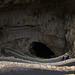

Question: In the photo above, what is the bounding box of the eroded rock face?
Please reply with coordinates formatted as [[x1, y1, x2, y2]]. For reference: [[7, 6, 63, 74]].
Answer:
[[0, 0, 75, 57]]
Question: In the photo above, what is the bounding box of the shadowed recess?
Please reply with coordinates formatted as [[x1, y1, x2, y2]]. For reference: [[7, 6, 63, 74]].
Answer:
[[29, 42, 55, 58]]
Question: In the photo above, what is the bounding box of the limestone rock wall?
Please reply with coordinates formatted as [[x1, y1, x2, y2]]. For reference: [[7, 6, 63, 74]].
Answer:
[[65, 14, 75, 57], [0, 0, 75, 57]]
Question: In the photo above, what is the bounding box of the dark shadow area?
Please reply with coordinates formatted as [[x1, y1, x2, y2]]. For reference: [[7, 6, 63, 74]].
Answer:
[[29, 42, 55, 58]]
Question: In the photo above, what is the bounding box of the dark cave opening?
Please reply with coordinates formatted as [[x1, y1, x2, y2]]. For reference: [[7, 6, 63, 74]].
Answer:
[[29, 42, 55, 58]]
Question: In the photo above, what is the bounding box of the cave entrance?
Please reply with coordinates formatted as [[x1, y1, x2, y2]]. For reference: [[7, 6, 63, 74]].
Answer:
[[29, 42, 55, 59], [0, 1, 69, 58]]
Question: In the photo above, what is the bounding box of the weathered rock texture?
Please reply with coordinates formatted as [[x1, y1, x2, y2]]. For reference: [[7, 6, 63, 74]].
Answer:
[[0, 0, 75, 57]]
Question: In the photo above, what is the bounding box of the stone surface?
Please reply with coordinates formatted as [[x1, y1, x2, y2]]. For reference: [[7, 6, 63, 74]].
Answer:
[[0, 3, 66, 57], [0, 0, 75, 58], [0, 0, 75, 74]]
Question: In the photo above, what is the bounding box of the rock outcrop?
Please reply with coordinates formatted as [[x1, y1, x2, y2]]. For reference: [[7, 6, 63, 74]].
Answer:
[[0, 0, 75, 58]]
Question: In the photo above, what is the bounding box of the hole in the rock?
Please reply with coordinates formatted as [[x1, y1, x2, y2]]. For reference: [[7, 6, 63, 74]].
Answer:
[[52, 18, 54, 20], [29, 42, 55, 58], [18, 22, 19, 24]]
